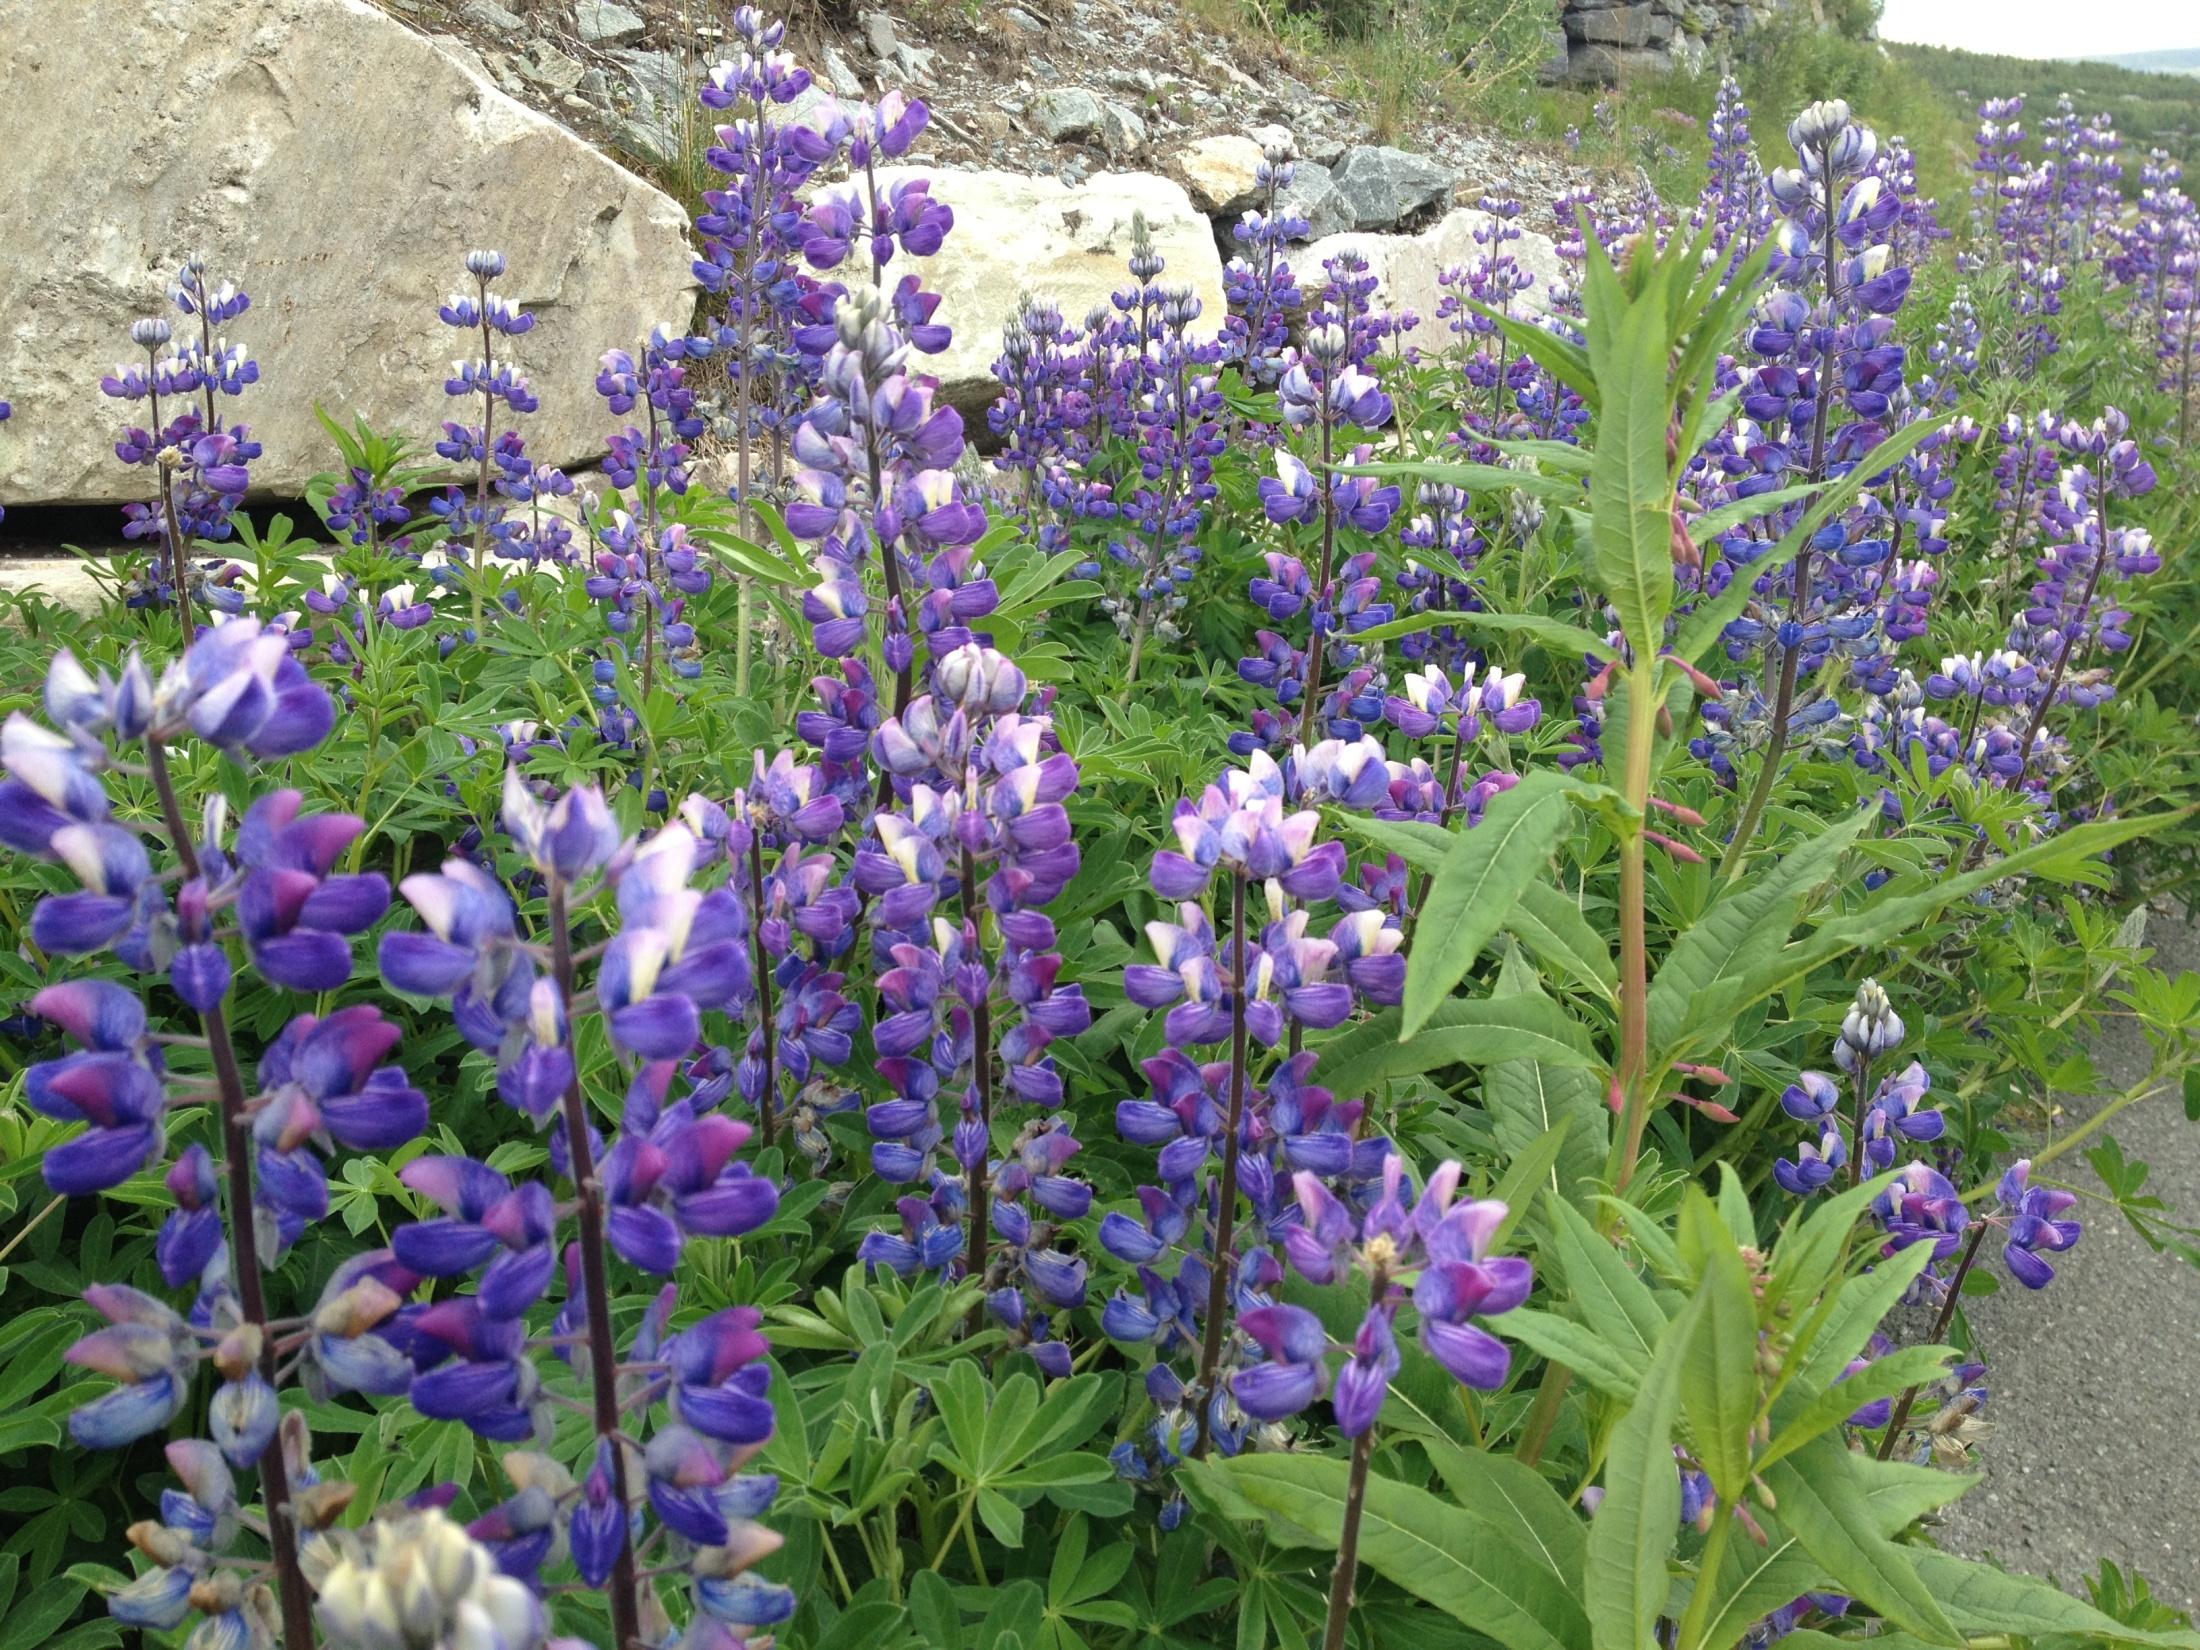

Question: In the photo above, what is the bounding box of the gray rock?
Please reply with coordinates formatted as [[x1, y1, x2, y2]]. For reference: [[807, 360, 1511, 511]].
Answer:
[[522, 43, 586, 93], [1276, 160, 1353, 240], [1028, 86, 1105, 143], [1101, 100, 1147, 156], [0, 0, 697, 508], [1331, 144, 1454, 231], [1565, 3, 1675, 45], [822, 43, 866, 98], [1563, 40, 1672, 81], [574, 0, 646, 45], [576, 66, 612, 105], [617, 47, 688, 113], [1003, 6, 1044, 30], [860, 8, 900, 60], [459, 0, 524, 32]]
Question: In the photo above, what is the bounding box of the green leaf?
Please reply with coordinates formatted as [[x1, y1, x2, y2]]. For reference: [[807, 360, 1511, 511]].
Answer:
[[1588, 285, 1680, 657], [1339, 813, 1455, 873], [1343, 606, 1614, 662], [1546, 1191, 1670, 1367], [1760, 1437, 1959, 1644], [976, 1486, 1026, 1547], [1648, 809, 1871, 1057], [1188, 1455, 1591, 1650], [1586, 1293, 1702, 1650], [1672, 415, 1947, 668], [1486, 1045, 1608, 1207], [1858, 1458, 1976, 1536], [992, 1453, 1114, 1491], [1314, 995, 1599, 1094], [1500, 1306, 1645, 1400], [1758, 1345, 1952, 1473], [1406, 773, 1584, 1036], [1684, 1518, 1825, 1650], [1905, 1551, 2200, 1646], [1503, 880, 1618, 1000], [1680, 1215, 1760, 1502], [1421, 1437, 1588, 1581], [1764, 1168, 1906, 1323]]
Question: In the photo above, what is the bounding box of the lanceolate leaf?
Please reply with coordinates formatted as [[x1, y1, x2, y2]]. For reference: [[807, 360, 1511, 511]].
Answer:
[[1589, 290, 1682, 659], [1685, 1518, 1826, 1650], [1680, 1219, 1760, 1502], [1405, 773, 1584, 1037], [1340, 606, 1614, 662], [1504, 880, 1618, 1000], [1696, 811, 2181, 1049], [1647, 809, 1872, 1057], [1757, 1344, 1953, 1474], [1499, 1306, 1645, 1401], [1315, 996, 1599, 1093], [1903, 1551, 2200, 1647], [1546, 1191, 1670, 1368], [1585, 1293, 1702, 1650], [1760, 1437, 1960, 1644], [1421, 1437, 1588, 1581], [1338, 457, 1587, 502], [1671, 414, 1947, 668], [1187, 1455, 1592, 1650]]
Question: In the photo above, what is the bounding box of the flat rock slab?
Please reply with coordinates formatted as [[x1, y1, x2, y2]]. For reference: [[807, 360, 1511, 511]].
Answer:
[[1299, 208, 1567, 327], [0, 0, 695, 507], [874, 168, 1227, 408]]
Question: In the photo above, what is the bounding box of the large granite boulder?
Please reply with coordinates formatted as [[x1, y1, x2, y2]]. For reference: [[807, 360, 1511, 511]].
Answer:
[[1299, 208, 1569, 327], [0, 0, 695, 507], [875, 168, 1227, 406], [1330, 146, 1457, 231], [1168, 134, 1265, 216]]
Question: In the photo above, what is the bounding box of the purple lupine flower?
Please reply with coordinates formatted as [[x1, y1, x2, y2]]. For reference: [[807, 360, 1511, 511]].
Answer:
[[1286, 1158, 1531, 1416], [1995, 1159, 2081, 1287], [252, 1007, 428, 1255]]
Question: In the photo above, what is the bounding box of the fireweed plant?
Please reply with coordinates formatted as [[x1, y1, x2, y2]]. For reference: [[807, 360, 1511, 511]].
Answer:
[[6, 28, 2200, 1650]]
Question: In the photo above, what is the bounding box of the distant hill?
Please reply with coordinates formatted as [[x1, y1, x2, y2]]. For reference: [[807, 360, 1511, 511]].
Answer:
[[2088, 48, 2200, 78], [1884, 41, 2200, 175]]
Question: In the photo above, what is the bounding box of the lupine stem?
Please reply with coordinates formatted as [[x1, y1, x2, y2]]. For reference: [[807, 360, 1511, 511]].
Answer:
[[1320, 1267, 1389, 1650], [745, 831, 778, 1151], [1849, 1060, 1872, 1188], [1718, 138, 1843, 885], [1320, 1427, 1378, 1650], [1190, 868, 1250, 1459], [1612, 657, 1662, 1195], [961, 846, 994, 1337], [473, 275, 493, 635], [548, 878, 646, 1650], [1677, 1507, 1737, 1650], [1875, 1218, 1990, 1462], [146, 740, 315, 1650], [145, 367, 195, 638], [1296, 405, 1341, 747]]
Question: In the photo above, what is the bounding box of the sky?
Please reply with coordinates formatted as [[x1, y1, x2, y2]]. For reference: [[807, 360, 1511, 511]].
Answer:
[[1876, 0, 2195, 59]]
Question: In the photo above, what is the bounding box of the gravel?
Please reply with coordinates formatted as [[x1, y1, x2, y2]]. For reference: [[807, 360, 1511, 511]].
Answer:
[[1932, 904, 2200, 1611]]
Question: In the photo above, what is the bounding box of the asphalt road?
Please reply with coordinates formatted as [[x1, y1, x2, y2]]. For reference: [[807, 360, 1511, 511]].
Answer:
[[1931, 904, 2200, 1612]]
